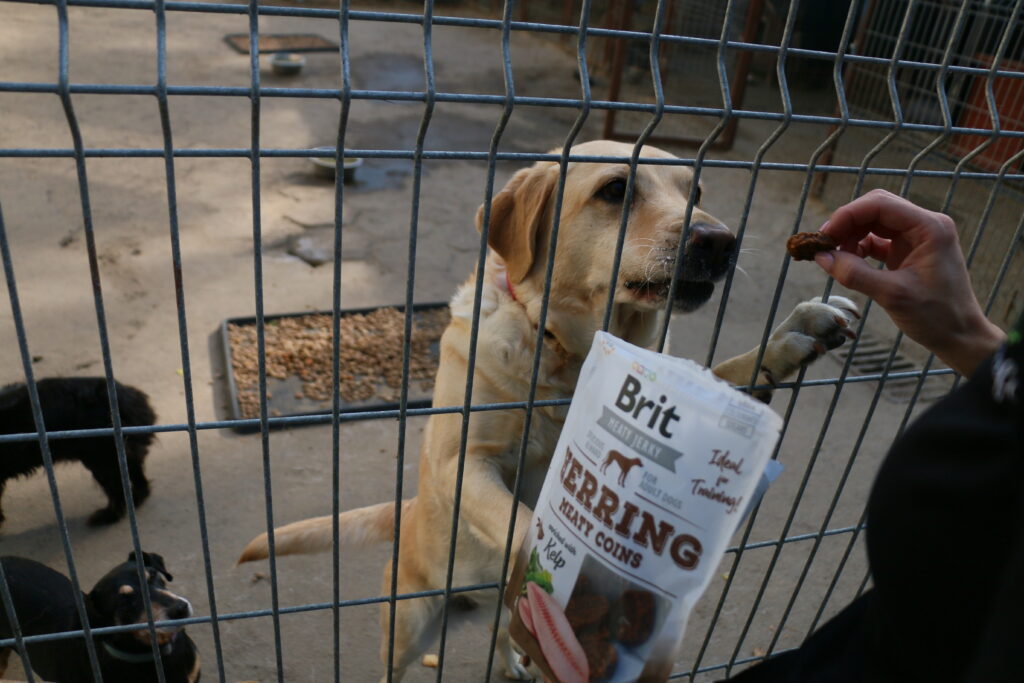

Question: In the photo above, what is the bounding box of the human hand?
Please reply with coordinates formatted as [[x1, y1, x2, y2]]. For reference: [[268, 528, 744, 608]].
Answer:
[[814, 189, 1005, 377]]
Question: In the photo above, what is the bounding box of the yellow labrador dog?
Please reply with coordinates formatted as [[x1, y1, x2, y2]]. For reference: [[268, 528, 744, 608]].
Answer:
[[238, 140, 858, 680]]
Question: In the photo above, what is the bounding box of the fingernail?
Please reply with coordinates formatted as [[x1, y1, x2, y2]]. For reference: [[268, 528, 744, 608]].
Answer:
[[814, 251, 834, 271]]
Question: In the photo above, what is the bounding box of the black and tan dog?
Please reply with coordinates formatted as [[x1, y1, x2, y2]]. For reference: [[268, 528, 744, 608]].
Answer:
[[0, 551, 199, 682], [0, 377, 156, 528]]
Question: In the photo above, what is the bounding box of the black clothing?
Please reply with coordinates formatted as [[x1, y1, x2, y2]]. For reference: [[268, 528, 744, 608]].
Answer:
[[728, 314, 1023, 683]]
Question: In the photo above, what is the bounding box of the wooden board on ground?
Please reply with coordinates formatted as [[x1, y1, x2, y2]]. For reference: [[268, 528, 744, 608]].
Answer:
[[223, 33, 339, 54]]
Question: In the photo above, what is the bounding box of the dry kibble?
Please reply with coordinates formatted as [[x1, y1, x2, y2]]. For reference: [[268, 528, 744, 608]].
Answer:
[[228, 307, 450, 419]]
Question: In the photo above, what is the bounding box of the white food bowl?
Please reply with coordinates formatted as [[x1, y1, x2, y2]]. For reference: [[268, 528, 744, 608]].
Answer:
[[271, 52, 306, 76], [309, 148, 363, 182]]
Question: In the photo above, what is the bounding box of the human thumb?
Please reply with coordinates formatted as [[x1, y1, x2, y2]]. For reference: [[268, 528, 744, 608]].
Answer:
[[814, 250, 890, 301]]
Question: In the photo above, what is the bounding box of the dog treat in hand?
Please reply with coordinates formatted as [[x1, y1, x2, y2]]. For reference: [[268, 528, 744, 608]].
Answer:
[[505, 332, 784, 682], [787, 231, 838, 261]]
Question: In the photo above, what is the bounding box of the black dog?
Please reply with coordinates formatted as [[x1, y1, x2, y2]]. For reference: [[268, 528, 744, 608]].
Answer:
[[0, 551, 199, 682], [0, 377, 156, 528]]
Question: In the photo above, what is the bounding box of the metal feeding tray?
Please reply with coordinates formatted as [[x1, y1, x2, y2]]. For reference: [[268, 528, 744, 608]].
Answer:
[[223, 33, 339, 54], [220, 303, 450, 432]]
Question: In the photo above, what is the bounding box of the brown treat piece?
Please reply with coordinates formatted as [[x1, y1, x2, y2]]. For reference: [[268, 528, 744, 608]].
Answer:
[[786, 231, 838, 261], [616, 589, 656, 647], [572, 573, 595, 595], [566, 589, 609, 633], [578, 628, 618, 680]]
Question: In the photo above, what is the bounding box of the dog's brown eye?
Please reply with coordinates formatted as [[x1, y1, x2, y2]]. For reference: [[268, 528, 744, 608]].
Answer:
[[692, 186, 702, 205], [597, 178, 627, 203]]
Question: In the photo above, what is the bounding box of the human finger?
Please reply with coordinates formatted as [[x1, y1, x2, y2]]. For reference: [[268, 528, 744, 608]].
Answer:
[[820, 188, 941, 245], [814, 249, 894, 303], [853, 234, 892, 263]]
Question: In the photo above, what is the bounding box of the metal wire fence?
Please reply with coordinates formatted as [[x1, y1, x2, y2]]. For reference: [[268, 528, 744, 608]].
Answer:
[[0, 0, 1022, 681]]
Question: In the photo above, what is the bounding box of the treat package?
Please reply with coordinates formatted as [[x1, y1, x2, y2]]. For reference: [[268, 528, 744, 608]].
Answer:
[[504, 332, 783, 682]]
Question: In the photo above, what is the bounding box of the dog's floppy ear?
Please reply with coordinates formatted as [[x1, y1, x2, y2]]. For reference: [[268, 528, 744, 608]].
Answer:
[[128, 551, 173, 582], [476, 162, 557, 284]]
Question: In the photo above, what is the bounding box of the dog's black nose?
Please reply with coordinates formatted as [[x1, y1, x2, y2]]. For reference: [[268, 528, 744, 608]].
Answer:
[[168, 602, 191, 620], [686, 222, 736, 279]]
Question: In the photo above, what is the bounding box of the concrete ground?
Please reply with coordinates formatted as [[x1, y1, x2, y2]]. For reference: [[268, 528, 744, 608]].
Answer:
[[0, 2, 943, 681]]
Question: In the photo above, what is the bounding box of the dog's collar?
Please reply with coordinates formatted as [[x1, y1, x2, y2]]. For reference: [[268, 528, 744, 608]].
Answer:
[[102, 638, 174, 663], [491, 255, 571, 355], [490, 256, 518, 304], [505, 272, 519, 303]]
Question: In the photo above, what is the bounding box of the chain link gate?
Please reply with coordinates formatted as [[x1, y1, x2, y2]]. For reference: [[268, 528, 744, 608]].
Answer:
[[0, 0, 1021, 680]]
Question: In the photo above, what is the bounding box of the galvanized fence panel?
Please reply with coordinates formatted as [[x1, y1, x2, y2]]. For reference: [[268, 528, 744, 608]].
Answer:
[[0, 0, 1021, 681]]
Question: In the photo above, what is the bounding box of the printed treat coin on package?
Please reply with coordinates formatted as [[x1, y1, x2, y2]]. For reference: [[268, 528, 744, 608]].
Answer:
[[504, 331, 783, 682]]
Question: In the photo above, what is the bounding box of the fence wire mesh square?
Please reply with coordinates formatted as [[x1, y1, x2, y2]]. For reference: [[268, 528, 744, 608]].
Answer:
[[0, 0, 1021, 681]]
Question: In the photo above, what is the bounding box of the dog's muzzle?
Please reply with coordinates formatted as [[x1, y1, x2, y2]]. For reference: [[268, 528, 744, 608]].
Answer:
[[681, 222, 736, 282], [673, 222, 736, 312], [623, 222, 737, 311]]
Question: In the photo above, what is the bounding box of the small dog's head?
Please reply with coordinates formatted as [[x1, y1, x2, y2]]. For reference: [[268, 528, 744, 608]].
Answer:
[[89, 551, 193, 647]]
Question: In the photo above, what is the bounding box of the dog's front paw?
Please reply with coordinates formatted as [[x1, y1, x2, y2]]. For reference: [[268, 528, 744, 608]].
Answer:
[[87, 506, 124, 526], [499, 628, 535, 680], [503, 655, 533, 681], [763, 296, 860, 381]]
